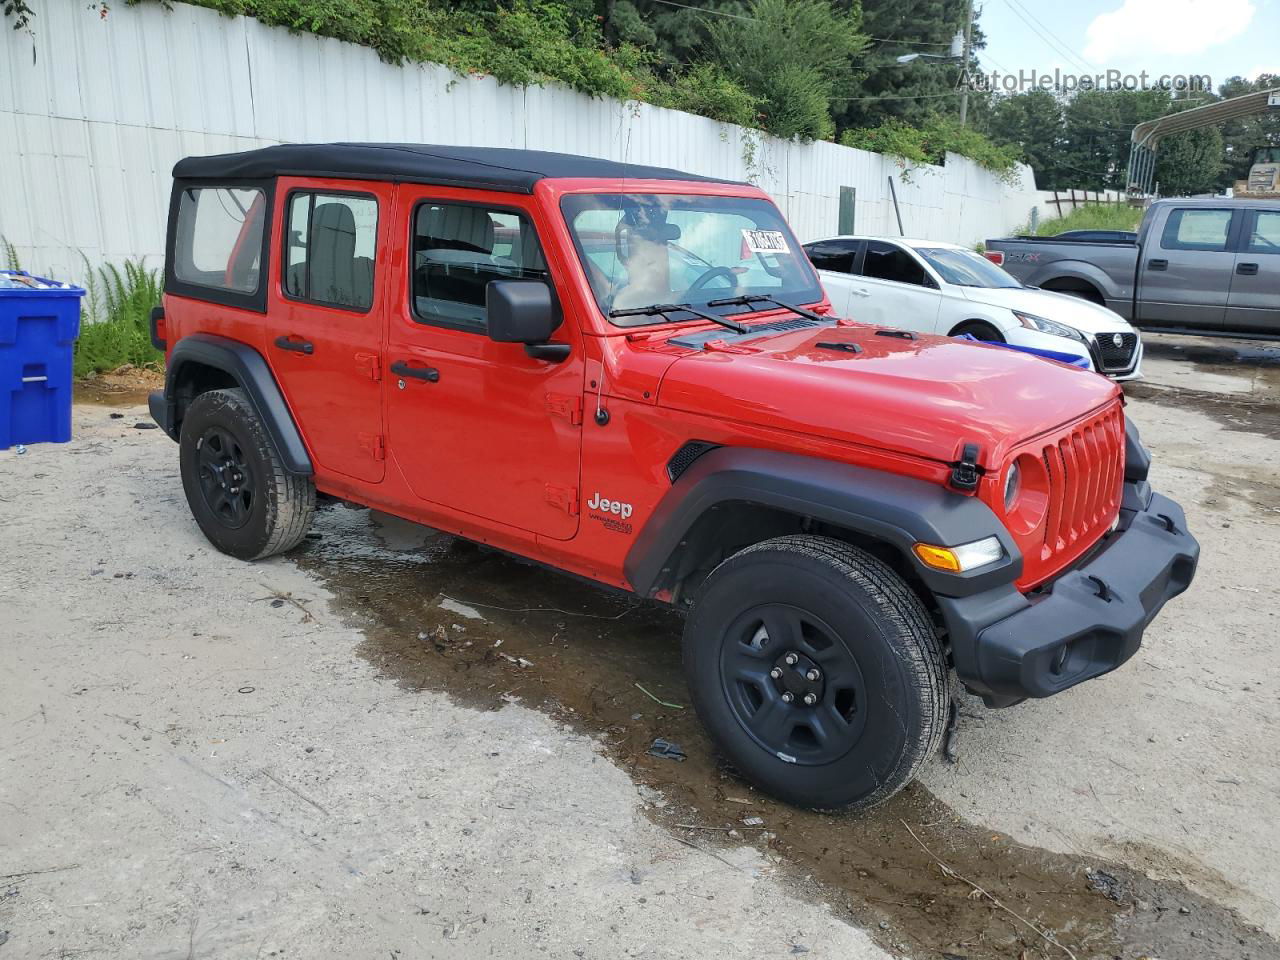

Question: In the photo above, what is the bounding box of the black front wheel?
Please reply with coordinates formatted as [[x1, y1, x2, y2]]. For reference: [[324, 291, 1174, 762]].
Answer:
[[683, 535, 948, 810], [179, 388, 315, 561]]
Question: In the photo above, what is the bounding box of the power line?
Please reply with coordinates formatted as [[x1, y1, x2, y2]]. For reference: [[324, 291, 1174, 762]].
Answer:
[[1000, 0, 1093, 74], [828, 90, 962, 102]]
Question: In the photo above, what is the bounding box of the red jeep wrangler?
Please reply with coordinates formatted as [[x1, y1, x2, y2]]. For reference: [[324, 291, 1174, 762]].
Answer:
[[150, 143, 1199, 809]]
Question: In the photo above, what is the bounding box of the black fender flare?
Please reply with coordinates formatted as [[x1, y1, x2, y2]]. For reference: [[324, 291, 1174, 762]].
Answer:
[[624, 447, 1022, 600], [154, 333, 313, 476]]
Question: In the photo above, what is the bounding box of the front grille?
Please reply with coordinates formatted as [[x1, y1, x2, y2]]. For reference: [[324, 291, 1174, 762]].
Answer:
[[1038, 404, 1125, 566], [1095, 332, 1138, 372]]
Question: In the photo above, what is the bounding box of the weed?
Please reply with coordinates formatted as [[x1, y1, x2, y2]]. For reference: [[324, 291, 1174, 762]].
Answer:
[[1029, 204, 1143, 237], [74, 259, 164, 378]]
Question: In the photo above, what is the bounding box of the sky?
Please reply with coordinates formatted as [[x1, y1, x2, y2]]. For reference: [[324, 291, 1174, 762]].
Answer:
[[976, 0, 1280, 94]]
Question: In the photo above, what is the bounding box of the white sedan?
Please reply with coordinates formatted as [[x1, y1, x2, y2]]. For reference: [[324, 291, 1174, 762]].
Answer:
[[802, 235, 1143, 379]]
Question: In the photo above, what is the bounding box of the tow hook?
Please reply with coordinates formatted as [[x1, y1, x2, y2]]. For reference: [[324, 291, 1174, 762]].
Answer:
[[948, 443, 984, 492]]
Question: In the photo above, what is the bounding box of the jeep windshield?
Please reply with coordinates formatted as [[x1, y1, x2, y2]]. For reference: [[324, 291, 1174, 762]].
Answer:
[[560, 193, 824, 328]]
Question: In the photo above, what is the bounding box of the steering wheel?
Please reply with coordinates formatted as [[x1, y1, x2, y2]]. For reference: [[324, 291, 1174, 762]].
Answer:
[[683, 266, 738, 297]]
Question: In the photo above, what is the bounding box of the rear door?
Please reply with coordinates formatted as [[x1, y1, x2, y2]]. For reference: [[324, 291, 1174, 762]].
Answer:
[[1225, 208, 1280, 334], [383, 188, 584, 540], [266, 181, 388, 484], [801, 239, 863, 315], [851, 241, 944, 332], [1137, 206, 1240, 329]]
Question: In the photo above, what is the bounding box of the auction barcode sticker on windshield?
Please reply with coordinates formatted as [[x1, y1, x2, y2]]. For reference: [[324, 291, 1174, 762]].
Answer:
[[741, 229, 790, 255]]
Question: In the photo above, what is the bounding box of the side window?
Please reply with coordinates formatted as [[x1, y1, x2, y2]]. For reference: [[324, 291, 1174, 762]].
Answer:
[[284, 192, 378, 311], [412, 202, 549, 331], [803, 240, 859, 273], [862, 241, 929, 287], [1161, 209, 1233, 252], [1246, 211, 1280, 255], [174, 186, 266, 294]]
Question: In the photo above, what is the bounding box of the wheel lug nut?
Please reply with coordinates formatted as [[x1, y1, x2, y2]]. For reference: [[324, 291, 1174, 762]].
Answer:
[[784, 653, 798, 666], [806, 669, 820, 681], [769, 667, 783, 679], [803, 692, 817, 706], [781, 692, 794, 703]]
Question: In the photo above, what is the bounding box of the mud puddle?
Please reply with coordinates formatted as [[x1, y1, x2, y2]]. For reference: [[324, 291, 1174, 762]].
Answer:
[[1143, 337, 1280, 371], [1125, 378, 1280, 442], [74, 379, 153, 407], [295, 506, 1278, 960]]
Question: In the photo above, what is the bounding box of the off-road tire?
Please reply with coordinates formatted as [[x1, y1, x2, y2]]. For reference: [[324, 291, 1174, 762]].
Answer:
[[682, 535, 948, 811], [179, 388, 315, 561], [950, 320, 1005, 343]]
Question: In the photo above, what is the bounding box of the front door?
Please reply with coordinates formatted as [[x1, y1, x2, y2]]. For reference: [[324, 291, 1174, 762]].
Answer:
[[267, 182, 387, 484], [384, 188, 584, 540], [852, 241, 944, 332], [1137, 206, 1239, 329]]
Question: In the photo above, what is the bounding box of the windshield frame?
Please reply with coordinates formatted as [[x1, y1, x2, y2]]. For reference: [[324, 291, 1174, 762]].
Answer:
[[558, 190, 825, 328], [915, 245, 1023, 290]]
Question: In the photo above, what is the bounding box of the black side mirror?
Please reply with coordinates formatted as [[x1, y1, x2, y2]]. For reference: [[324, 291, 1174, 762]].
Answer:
[[486, 280, 568, 362]]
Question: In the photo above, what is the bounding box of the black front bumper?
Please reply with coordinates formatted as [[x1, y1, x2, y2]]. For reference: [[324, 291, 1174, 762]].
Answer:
[[939, 482, 1199, 706]]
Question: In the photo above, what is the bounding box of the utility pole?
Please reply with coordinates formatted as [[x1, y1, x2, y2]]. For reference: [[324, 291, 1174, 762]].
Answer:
[[959, 0, 974, 127]]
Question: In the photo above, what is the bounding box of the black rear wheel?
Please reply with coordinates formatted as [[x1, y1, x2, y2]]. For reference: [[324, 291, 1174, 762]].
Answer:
[[179, 388, 315, 561], [683, 535, 948, 810]]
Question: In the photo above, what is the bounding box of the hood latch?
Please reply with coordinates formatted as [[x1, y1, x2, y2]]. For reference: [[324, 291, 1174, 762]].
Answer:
[[949, 443, 984, 493]]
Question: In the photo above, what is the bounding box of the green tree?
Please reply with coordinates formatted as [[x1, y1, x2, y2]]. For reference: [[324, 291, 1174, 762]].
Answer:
[[985, 90, 1067, 188], [832, 0, 972, 129], [707, 0, 867, 141]]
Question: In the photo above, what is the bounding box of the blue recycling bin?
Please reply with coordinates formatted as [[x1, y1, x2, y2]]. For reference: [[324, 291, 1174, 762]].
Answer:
[[1, 271, 85, 450]]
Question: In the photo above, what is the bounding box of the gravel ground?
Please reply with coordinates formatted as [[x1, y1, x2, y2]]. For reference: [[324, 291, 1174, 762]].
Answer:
[[2, 333, 1278, 958]]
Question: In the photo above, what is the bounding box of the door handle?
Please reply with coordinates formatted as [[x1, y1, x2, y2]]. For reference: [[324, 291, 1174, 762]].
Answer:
[[1237, 262, 1260, 276], [274, 335, 314, 355], [851, 287, 872, 298], [1147, 259, 1168, 272], [390, 360, 440, 383]]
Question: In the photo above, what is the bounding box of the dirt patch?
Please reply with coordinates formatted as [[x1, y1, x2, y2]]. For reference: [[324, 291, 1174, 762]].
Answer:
[[74, 364, 163, 406], [294, 506, 1279, 960], [1125, 380, 1280, 441]]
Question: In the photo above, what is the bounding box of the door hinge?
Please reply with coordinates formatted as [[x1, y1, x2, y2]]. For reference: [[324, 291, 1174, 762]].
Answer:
[[355, 352, 382, 381], [545, 484, 579, 515], [545, 393, 583, 425], [359, 433, 386, 462]]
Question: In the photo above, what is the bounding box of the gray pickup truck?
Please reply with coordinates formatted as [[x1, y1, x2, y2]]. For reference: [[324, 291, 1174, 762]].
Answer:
[[987, 197, 1280, 335]]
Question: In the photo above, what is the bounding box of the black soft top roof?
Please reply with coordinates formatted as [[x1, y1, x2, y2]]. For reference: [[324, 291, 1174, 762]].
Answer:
[[172, 143, 740, 193]]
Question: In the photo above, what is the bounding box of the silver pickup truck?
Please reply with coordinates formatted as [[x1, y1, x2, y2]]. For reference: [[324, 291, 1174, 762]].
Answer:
[[987, 197, 1280, 335]]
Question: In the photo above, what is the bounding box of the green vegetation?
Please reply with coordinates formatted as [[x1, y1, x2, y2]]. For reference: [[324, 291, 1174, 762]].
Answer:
[[74, 260, 164, 377], [841, 116, 1021, 182], [1027, 204, 1143, 238], [2, 235, 20, 272]]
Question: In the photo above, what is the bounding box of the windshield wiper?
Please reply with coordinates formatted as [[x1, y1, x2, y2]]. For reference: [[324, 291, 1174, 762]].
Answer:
[[609, 303, 749, 334], [706, 294, 826, 323]]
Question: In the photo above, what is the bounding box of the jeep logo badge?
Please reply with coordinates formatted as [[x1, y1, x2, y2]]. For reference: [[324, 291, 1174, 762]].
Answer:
[[587, 492, 632, 520], [1111, 333, 1124, 348]]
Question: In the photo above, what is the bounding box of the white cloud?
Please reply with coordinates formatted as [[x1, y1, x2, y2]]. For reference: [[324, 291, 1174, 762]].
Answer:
[[1246, 65, 1280, 81], [1083, 0, 1256, 64]]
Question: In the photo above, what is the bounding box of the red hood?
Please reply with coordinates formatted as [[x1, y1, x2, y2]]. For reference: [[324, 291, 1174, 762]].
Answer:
[[654, 325, 1121, 468]]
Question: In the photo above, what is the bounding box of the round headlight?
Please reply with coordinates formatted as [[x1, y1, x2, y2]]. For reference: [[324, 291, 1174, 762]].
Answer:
[[1003, 462, 1021, 512], [1003, 454, 1051, 536]]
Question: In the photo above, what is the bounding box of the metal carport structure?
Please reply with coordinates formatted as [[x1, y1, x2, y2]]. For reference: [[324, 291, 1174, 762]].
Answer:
[[1127, 87, 1280, 196]]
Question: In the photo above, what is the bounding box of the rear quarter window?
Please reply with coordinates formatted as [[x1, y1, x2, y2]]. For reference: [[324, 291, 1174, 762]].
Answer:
[[1160, 208, 1233, 252], [167, 181, 274, 311]]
